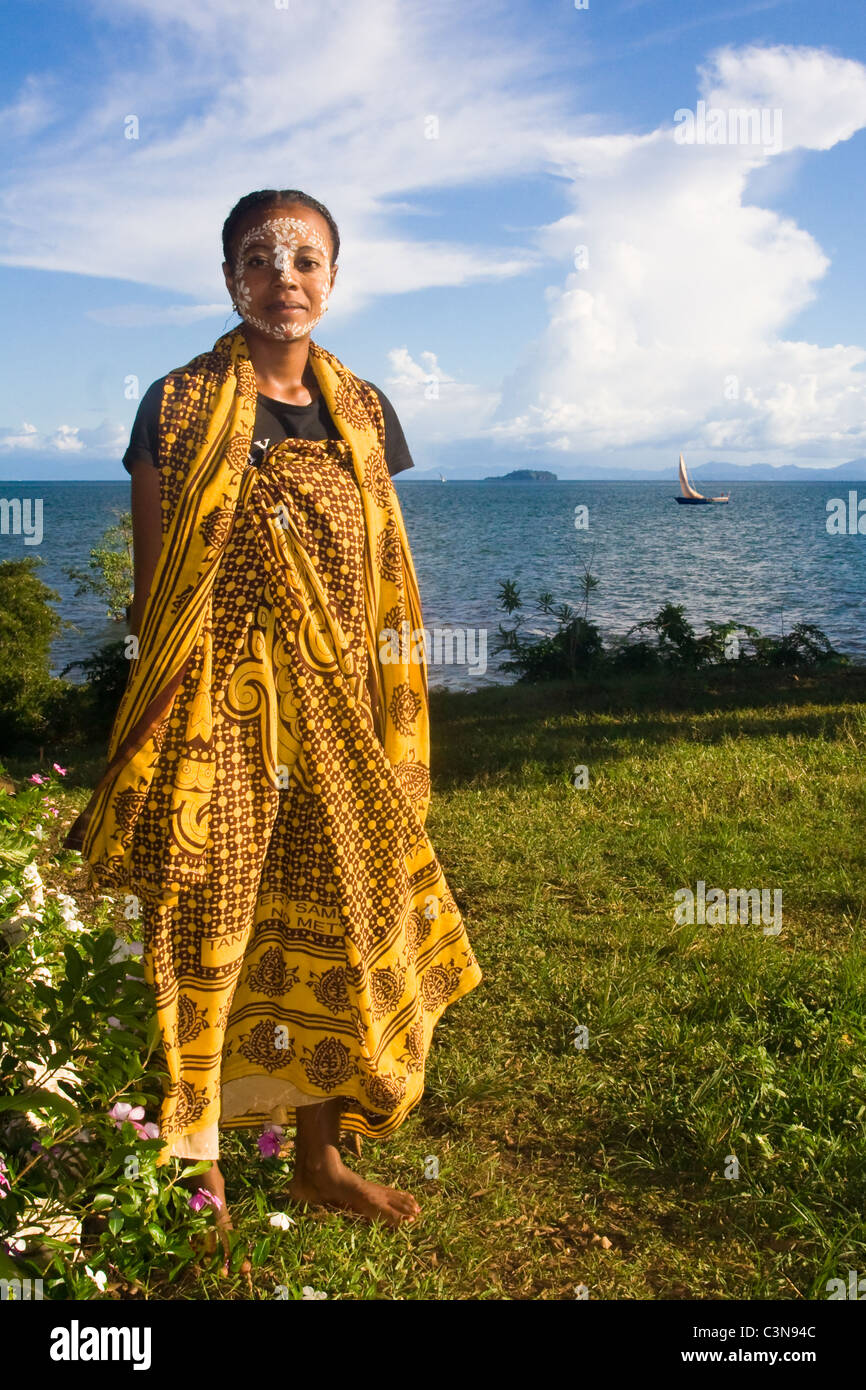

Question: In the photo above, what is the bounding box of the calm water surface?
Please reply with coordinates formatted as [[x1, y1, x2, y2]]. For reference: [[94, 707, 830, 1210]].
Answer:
[[2, 480, 863, 692]]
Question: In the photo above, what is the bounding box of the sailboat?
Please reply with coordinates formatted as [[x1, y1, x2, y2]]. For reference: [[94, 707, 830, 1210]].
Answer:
[[675, 453, 730, 505], [439, 473, 447, 483]]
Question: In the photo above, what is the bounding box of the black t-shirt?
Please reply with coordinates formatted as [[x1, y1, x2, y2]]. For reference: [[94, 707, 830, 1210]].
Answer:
[[122, 375, 415, 477]]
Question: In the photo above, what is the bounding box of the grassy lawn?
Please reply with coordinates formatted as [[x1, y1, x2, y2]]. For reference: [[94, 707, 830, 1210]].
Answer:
[[7, 664, 866, 1299]]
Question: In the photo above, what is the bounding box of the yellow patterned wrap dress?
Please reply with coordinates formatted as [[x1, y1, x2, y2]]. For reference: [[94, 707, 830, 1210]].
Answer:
[[64, 328, 483, 1164]]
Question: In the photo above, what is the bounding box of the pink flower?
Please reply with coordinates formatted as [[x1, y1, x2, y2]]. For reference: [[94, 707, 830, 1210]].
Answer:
[[188, 1188, 223, 1213], [53, 764, 67, 776], [109, 1102, 146, 1130], [28, 774, 47, 785], [257, 1129, 282, 1158], [0, 1159, 10, 1196], [131, 1122, 160, 1140]]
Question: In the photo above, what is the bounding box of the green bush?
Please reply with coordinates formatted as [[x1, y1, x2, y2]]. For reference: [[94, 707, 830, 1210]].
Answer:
[[493, 576, 849, 683], [60, 640, 131, 729], [0, 772, 243, 1295], [0, 559, 80, 746]]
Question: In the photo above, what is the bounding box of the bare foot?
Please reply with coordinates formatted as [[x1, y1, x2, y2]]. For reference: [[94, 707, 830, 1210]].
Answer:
[[184, 1162, 252, 1276], [288, 1149, 421, 1228]]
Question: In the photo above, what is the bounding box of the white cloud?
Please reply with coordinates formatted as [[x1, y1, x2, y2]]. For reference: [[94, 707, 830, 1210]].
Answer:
[[86, 303, 230, 328], [0, 423, 40, 451], [384, 347, 501, 440], [491, 44, 866, 462], [0, 0, 561, 309], [0, 74, 57, 140], [700, 43, 866, 152], [2, 14, 866, 467], [0, 419, 128, 457]]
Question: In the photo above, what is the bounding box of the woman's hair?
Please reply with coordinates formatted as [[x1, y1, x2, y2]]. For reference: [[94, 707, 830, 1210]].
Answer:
[[222, 189, 340, 266]]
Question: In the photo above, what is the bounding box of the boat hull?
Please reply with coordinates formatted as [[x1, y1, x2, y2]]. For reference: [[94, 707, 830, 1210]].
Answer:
[[674, 496, 712, 504]]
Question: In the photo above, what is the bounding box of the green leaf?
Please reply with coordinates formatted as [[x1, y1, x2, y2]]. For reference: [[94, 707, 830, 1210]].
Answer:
[[0, 1088, 80, 1120], [145, 1013, 162, 1052], [63, 944, 84, 989], [147, 1223, 166, 1248], [178, 1159, 215, 1180], [108, 1212, 124, 1235], [92, 930, 117, 967], [253, 1236, 271, 1265], [0, 1250, 25, 1278]]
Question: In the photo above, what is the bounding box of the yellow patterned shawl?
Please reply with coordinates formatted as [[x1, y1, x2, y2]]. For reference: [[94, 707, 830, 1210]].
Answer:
[[64, 326, 431, 884]]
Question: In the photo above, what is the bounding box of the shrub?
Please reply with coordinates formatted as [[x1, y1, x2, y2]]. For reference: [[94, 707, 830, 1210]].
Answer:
[[493, 580, 848, 683], [0, 772, 242, 1295]]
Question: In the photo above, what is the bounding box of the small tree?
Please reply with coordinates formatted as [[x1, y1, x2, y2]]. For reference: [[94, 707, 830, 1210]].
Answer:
[[578, 545, 600, 622], [629, 602, 702, 667], [64, 511, 133, 622], [747, 622, 844, 668], [0, 558, 73, 743], [492, 573, 603, 681]]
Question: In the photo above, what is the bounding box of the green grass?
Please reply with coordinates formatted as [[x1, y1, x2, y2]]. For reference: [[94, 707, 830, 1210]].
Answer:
[[19, 663, 866, 1299]]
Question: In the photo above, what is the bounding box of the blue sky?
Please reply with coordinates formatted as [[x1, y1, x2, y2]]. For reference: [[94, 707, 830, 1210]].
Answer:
[[2, 0, 865, 477]]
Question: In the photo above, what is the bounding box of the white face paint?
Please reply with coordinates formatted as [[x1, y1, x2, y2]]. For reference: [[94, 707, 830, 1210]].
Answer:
[[232, 216, 332, 340]]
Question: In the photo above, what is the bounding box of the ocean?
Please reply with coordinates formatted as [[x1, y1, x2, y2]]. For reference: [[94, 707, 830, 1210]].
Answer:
[[1, 479, 863, 692]]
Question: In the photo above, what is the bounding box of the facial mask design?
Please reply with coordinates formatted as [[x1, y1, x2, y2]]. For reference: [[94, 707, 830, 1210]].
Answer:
[[233, 217, 332, 340]]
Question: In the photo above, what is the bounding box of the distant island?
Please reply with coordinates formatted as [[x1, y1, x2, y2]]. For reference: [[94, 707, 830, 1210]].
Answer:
[[484, 469, 559, 482]]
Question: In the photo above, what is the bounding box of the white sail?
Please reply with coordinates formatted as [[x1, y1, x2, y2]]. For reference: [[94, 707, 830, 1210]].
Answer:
[[679, 453, 705, 500]]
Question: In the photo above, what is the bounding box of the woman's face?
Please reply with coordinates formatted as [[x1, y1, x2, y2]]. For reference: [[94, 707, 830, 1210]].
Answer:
[[223, 205, 336, 341]]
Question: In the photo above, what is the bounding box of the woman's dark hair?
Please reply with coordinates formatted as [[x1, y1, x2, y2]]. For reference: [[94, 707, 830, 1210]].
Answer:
[[222, 189, 340, 266]]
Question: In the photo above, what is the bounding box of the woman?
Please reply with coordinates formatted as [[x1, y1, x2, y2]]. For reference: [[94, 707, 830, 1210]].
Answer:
[[65, 188, 483, 1254]]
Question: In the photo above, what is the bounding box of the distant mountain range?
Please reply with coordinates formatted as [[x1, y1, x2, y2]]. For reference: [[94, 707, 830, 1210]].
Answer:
[[408, 456, 866, 482]]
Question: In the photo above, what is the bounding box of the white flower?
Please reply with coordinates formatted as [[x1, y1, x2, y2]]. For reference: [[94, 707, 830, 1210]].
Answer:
[[110, 938, 143, 963], [301, 1286, 327, 1299], [85, 1265, 108, 1292], [21, 862, 44, 907], [50, 892, 87, 932], [268, 1212, 296, 1231], [0, 903, 42, 948]]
